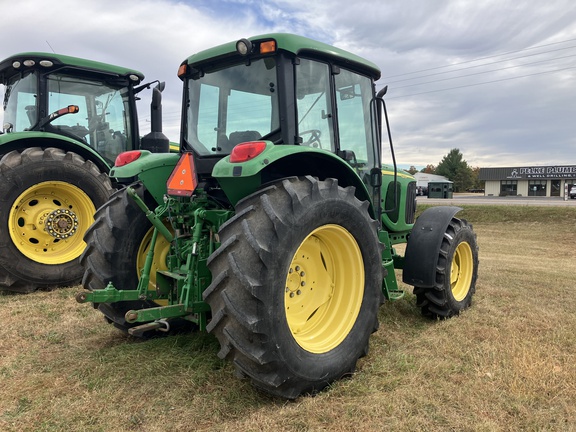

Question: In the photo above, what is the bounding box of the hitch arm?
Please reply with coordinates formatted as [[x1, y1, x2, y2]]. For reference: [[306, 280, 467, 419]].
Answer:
[[126, 187, 174, 242], [75, 282, 154, 303]]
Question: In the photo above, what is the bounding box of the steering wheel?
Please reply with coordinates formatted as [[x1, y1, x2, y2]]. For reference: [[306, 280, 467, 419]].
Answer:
[[300, 129, 322, 148]]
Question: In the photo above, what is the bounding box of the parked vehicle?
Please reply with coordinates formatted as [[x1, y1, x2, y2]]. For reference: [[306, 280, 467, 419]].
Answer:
[[0, 52, 168, 292], [77, 34, 479, 399]]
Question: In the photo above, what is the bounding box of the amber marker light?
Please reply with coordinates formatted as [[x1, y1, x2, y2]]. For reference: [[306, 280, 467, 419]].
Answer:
[[178, 63, 188, 78], [259, 40, 276, 54]]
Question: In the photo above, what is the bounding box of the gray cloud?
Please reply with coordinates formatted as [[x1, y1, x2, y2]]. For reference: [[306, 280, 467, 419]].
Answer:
[[2, 0, 575, 168]]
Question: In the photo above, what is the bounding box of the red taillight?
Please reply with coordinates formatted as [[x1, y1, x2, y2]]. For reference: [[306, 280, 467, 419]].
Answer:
[[115, 150, 142, 167], [229, 141, 267, 163], [167, 152, 198, 197]]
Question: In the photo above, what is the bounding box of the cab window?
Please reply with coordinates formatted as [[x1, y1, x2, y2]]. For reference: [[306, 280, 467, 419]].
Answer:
[[295, 59, 334, 151]]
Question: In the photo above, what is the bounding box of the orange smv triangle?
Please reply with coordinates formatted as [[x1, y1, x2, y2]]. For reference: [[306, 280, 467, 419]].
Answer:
[[167, 152, 198, 197]]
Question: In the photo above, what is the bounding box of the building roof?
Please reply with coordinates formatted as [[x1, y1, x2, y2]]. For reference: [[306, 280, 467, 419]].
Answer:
[[479, 165, 576, 181], [413, 172, 449, 186]]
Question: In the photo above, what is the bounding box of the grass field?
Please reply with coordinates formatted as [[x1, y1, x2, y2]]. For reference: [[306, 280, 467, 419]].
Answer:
[[1, 205, 575, 431]]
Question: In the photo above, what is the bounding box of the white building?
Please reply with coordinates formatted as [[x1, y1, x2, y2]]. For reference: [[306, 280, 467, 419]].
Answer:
[[479, 165, 576, 197], [413, 172, 450, 189]]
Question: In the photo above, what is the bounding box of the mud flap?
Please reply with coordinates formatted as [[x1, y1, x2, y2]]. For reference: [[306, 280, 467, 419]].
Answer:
[[402, 206, 462, 287]]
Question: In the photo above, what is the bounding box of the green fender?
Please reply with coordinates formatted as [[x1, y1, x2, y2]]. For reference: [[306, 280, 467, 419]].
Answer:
[[212, 142, 375, 216], [0, 131, 112, 173], [109, 150, 180, 204], [402, 206, 462, 287]]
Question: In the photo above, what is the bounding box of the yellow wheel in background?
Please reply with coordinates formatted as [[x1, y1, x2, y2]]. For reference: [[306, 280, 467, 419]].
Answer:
[[450, 241, 474, 302], [285, 224, 364, 353], [413, 217, 479, 319], [137, 224, 172, 306], [8, 181, 95, 264]]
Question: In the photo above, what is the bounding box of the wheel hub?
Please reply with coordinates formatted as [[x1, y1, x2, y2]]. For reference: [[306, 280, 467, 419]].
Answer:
[[286, 265, 306, 298], [284, 225, 364, 353], [45, 208, 79, 239]]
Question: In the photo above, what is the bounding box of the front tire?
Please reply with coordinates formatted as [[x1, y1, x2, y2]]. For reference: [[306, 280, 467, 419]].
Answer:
[[203, 177, 383, 399], [0, 147, 112, 293], [414, 218, 479, 318]]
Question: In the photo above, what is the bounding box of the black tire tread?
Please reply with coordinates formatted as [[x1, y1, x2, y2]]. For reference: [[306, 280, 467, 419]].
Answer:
[[0, 147, 112, 293], [414, 218, 479, 319], [80, 184, 158, 331], [204, 176, 383, 398]]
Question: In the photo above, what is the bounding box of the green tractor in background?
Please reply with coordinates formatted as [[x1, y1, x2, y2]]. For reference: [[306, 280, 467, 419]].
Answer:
[[0, 52, 169, 293], [77, 34, 479, 399]]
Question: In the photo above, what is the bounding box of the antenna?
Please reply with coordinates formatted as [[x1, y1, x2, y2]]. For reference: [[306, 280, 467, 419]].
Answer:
[[46, 40, 56, 53]]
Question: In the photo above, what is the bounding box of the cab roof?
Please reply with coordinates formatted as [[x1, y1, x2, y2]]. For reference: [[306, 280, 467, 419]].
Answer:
[[182, 33, 381, 80], [0, 52, 144, 84]]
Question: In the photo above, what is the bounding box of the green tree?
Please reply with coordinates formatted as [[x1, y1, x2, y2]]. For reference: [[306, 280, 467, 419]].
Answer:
[[435, 149, 473, 192], [470, 166, 485, 190]]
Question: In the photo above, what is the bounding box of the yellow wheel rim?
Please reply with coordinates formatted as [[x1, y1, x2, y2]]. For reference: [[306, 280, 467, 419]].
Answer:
[[8, 181, 95, 264], [136, 224, 172, 306], [284, 224, 364, 354], [450, 241, 474, 301]]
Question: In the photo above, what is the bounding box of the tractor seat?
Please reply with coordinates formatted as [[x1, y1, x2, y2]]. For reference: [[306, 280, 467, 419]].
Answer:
[[228, 130, 261, 148]]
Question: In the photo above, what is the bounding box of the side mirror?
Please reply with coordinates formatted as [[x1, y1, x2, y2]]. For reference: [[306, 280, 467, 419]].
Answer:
[[376, 86, 388, 99]]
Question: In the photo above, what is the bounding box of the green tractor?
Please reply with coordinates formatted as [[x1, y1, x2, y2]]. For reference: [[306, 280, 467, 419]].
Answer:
[[77, 34, 479, 399], [0, 52, 169, 293]]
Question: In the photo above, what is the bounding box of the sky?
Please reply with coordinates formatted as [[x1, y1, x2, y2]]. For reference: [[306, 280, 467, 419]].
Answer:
[[1, 0, 575, 169]]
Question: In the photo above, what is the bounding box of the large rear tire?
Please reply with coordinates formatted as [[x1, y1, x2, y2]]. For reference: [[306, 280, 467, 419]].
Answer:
[[203, 177, 383, 399], [414, 218, 479, 318], [80, 183, 171, 332], [0, 147, 112, 293]]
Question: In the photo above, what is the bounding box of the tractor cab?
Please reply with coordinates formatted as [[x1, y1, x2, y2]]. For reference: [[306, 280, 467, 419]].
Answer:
[[177, 34, 386, 210], [0, 52, 144, 164]]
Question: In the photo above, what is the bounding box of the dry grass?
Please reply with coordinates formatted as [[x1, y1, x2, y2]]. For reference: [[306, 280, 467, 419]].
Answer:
[[1, 205, 575, 431]]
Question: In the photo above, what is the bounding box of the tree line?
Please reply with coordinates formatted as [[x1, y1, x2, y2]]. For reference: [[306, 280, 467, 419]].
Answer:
[[405, 148, 484, 193]]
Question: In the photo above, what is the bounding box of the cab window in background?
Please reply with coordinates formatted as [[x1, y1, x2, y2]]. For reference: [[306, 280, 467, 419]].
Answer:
[[47, 74, 132, 162], [3, 72, 37, 132]]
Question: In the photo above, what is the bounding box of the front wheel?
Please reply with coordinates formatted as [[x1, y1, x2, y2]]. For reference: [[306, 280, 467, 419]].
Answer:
[[414, 218, 479, 319], [203, 177, 383, 399], [0, 147, 112, 293]]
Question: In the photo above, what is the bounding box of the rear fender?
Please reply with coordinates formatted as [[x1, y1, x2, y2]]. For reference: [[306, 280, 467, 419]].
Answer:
[[212, 142, 374, 216], [0, 131, 111, 173], [402, 206, 462, 287], [109, 151, 180, 205]]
